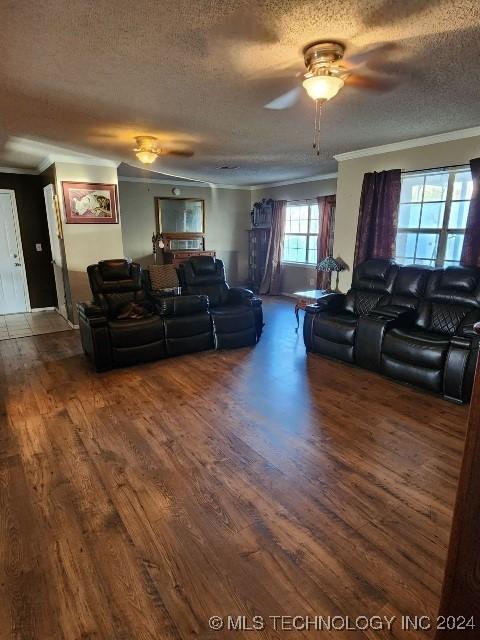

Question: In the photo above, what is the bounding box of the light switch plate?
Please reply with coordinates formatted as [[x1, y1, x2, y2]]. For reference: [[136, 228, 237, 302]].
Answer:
[[35, 243, 42, 252]]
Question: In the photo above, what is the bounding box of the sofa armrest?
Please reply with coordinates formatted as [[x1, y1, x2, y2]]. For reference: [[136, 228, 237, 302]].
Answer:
[[227, 287, 255, 304], [78, 302, 108, 325], [155, 294, 209, 316], [458, 311, 480, 339], [305, 293, 345, 314], [368, 306, 417, 327]]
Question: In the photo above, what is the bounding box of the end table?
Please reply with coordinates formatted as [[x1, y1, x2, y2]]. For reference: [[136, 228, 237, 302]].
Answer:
[[293, 289, 328, 331]]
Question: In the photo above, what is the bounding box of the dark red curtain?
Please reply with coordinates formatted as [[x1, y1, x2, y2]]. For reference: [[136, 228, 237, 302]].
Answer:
[[316, 194, 336, 289], [260, 200, 286, 295], [353, 169, 401, 267], [461, 158, 480, 267]]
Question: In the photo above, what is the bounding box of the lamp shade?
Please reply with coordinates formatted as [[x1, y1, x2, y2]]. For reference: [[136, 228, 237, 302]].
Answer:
[[317, 256, 345, 272], [136, 150, 157, 164], [302, 75, 344, 101]]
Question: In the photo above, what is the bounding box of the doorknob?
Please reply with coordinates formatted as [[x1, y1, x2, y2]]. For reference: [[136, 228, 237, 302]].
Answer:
[[14, 262, 21, 267]]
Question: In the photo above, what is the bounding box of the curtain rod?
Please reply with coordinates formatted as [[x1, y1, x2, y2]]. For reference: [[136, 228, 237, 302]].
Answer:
[[402, 163, 469, 175], [286, 198, 318, 203]]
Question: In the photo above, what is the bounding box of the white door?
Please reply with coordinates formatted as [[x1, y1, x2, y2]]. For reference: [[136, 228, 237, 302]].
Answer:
[[0, 190, 29, 314], [43, 184, 67, 320]]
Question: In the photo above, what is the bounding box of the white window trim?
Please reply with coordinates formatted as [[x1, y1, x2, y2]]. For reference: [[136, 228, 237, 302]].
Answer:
[[282, 202, 319, 266]]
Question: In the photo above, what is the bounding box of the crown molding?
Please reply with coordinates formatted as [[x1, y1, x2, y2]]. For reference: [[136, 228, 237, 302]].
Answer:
[[249, 172, 338, 190], [334, 126, 480, 162], [117, 175, 253, 190], [37, 154, 119, 172], [0, 165, 39, 175]]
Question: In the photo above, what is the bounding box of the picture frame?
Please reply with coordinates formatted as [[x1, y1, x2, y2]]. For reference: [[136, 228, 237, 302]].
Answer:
[[62, 181, 118, 224]]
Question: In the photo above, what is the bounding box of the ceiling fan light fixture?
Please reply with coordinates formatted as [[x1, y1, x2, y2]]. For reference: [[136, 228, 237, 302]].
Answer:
[[134, 136, 159, 164], [135, 150, 158, 164], [302, 74, 344, 101]]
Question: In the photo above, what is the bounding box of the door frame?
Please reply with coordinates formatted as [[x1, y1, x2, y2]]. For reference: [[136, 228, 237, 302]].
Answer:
[[43, 183, 67, 319], [0, 189, 30, 313]]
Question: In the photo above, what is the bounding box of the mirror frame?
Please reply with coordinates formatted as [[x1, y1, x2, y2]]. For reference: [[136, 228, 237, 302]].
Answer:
[[155, 197, 205, 235]]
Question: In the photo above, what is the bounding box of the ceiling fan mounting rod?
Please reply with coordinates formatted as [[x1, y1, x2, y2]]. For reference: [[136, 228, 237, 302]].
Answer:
[[303, 41, 345, 72]]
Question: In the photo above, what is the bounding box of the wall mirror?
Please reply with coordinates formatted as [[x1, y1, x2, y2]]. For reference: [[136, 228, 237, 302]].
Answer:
[[156, 197, 205, 234]]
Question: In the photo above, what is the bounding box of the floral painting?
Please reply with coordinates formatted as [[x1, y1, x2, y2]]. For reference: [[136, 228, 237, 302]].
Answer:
[[62, 182, 118, 224]]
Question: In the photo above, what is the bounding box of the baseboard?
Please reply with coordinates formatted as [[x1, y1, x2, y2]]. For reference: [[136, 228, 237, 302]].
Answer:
[[31, 306, 55, 312], [67, 320, 79, 329]]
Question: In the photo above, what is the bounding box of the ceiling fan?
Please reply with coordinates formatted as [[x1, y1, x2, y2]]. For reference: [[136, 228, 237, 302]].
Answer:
[[134, 136, 194, 164], [264, 41, 399, 154]]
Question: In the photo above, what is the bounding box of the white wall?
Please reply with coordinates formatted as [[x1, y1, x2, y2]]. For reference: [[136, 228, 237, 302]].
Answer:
[[55, 162, 123, 321], [118, 180, 251, 285], [251, 177, 337, 294], [334, 136, 480, 291]]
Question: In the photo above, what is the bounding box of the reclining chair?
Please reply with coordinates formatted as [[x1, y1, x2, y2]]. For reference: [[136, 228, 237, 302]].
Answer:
[[78, 259, 211, 370], [303, 259, 398, 363], [355, 265, 431, 372], [178, 256, 263, 348], [379, 266, 480, 402]]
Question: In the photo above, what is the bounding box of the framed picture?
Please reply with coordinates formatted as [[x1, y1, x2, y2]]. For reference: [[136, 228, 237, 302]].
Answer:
[[62, 181, 118, 224]]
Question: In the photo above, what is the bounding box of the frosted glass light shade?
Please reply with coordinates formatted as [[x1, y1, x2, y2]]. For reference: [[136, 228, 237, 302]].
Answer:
[[302, 75, 344, 101], [136, 150, 157, 164]]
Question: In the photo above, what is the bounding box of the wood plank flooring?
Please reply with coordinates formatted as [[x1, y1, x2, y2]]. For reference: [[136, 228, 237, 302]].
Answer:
[[0, 297, 468, 639]]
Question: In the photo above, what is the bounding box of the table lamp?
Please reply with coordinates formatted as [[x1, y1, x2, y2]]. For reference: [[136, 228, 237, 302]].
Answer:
[[317, 256, 347, 293]]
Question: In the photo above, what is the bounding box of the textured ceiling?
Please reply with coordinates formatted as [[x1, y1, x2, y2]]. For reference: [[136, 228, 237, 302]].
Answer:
[[1, 0, 480, 185]]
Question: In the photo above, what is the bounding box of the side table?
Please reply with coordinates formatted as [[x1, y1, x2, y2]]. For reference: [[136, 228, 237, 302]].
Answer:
[[292, 289, 329, 331]]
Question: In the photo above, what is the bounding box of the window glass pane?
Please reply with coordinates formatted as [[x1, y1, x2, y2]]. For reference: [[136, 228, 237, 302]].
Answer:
[[286, 207, 300, 233], [283, 234, 306, 262], [415, 233, 439, 260], [309, 217, 319, 234], [400, 175, 424, 202], [398, 203, 421, 228], [445, 233, 465, 262], [310, 204, 319, 220], [420, 202, 445, 228], [307, 247, 317, 264], [396, 232, 417, 258], [452, 172, 473, 200], [449, 201, 469, 228], [423, 173, 449, 201], [298, 206, 309, 233], [414, 258, 436, 266], [444, 260, 461, 268]]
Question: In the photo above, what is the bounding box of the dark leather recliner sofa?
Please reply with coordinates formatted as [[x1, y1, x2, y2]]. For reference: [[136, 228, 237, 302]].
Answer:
[[78, 257, 263, 371], [178, 256, 263, 348], [304, 259, 480, 403]]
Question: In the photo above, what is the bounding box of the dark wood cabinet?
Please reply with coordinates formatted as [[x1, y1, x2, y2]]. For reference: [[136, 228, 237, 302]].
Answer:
[[248, 228, 270, 293], [163, 249, 216, 268]]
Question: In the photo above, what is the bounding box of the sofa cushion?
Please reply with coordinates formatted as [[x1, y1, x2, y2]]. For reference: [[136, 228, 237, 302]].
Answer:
[[210, 305, 255, 332], [381, 355, 444, 392], [313, 311, 358, 345], [382, 328, 450, 370], [109, 316, 164, 348]]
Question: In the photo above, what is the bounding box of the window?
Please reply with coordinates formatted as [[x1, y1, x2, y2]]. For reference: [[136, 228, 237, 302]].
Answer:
[[395, 168, 472, 267], [282, 203, 319, 264]]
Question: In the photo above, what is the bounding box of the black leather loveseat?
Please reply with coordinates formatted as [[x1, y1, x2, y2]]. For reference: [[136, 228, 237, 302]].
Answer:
[[78, 258, 262, 371], [303, 259, 480, 403]]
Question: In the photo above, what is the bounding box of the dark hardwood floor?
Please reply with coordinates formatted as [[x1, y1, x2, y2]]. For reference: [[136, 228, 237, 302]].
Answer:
[[0, 297, 468, 639]]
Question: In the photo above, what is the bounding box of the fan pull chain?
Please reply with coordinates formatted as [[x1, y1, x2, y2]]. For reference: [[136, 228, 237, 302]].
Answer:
[[313, 99, 319, 150], [313, 100, 324, 156]]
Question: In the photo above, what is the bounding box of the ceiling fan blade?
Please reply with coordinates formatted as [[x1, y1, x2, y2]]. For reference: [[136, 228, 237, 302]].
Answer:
[[264, 87, 302, 110], [161, 149, 194, 158], [345, 73, 399, 92], [344, 42, 398, 66]]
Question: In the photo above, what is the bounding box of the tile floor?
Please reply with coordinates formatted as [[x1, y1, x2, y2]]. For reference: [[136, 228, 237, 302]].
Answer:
[[0, 310, 72, 340]]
